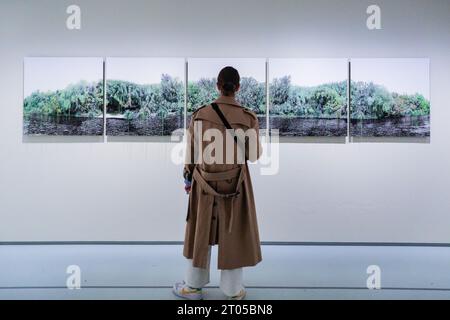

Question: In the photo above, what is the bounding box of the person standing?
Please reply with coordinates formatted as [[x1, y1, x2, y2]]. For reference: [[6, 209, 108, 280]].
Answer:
[[173, 66, 263, 300]]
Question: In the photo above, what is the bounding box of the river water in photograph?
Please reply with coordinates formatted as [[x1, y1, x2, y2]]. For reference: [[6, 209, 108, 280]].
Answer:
[[24, 114, 103, 136], [106, 114, 183, 136], [270, 117, 348, 136], [351, 115, 430, 137], [269, 115, 430, 137]]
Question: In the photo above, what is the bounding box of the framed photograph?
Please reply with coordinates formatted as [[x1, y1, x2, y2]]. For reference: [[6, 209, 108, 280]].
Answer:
[[106, 57, 185, 136], [269, 58, 348, 137], [350, 58, 430, 137], [23, 57, 104, 136]]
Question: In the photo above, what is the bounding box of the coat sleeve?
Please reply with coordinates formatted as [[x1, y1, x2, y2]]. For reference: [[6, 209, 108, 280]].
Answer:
[[246, 112, 263, 162], [183, 115, 196, 181]]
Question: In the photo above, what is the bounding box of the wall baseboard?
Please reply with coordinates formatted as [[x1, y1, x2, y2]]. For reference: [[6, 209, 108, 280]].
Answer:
[[1, 241, 450, 247]]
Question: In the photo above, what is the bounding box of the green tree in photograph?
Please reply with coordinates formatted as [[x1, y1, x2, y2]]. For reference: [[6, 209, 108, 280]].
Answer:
[[236, 77, 265, 114], [308, 86, 346, 118], [350, 82, 393, 119], [270, 78, 347, 118], [105, 75, 184, 119], [287, 87, 309, 116], [187, 78, 217, 112], [350, 81, 429, 119], [24, 80, 103, 118], [25, 75, 429, 123], [160, 74, 185, 114], [268, 78, 429, 120], [392, 93, 430, 117], [269, 76, 291, 106]]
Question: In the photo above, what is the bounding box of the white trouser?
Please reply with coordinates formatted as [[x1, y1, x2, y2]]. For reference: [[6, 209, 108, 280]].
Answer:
[[184, 246, 244, 297]]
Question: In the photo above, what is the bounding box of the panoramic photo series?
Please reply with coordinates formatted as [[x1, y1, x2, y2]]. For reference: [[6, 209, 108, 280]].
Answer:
[[23, 57, 431, 139]]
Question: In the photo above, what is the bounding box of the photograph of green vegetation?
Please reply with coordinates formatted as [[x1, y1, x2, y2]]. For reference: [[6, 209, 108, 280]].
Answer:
[[23, 57, 430, 139], [269, 77, 348, 136], [269, 59, 348, 137], [105, 58, 185, 136], [350, 59, 430, 137], [23, 57, 104, 136], [105, 76, 184, 136]]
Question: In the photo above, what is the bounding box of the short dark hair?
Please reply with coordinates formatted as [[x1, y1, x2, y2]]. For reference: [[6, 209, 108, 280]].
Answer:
[[217, 66, 240, 95]]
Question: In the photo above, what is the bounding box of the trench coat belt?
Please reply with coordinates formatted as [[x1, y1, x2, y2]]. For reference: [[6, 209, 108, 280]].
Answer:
[[193, 166, 246, 233]]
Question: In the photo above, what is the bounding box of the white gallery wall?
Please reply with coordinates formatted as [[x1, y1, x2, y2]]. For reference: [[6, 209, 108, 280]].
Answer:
[[0, 0, 450, 242]]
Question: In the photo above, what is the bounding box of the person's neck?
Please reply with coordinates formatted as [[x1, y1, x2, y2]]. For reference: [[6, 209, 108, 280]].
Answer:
[[220, 94, 236, 99]]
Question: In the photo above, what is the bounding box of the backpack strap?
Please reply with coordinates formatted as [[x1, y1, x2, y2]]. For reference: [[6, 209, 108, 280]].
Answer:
[[211, 103, 246, 156], [211, 103, 233, 130]]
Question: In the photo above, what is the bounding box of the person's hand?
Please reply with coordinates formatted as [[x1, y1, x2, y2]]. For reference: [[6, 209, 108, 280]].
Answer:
[[184, 179, 192, 194]]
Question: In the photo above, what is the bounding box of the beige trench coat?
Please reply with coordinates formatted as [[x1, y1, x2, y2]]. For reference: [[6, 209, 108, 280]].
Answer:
[[183, 96, 263, 270]]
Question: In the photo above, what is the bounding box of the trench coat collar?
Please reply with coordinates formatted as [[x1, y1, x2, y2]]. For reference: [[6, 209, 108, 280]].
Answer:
[[213, 95, 242, 108]]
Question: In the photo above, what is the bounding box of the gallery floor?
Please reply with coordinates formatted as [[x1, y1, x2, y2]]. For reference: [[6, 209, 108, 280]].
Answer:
[[1, 244, 450, 300]]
